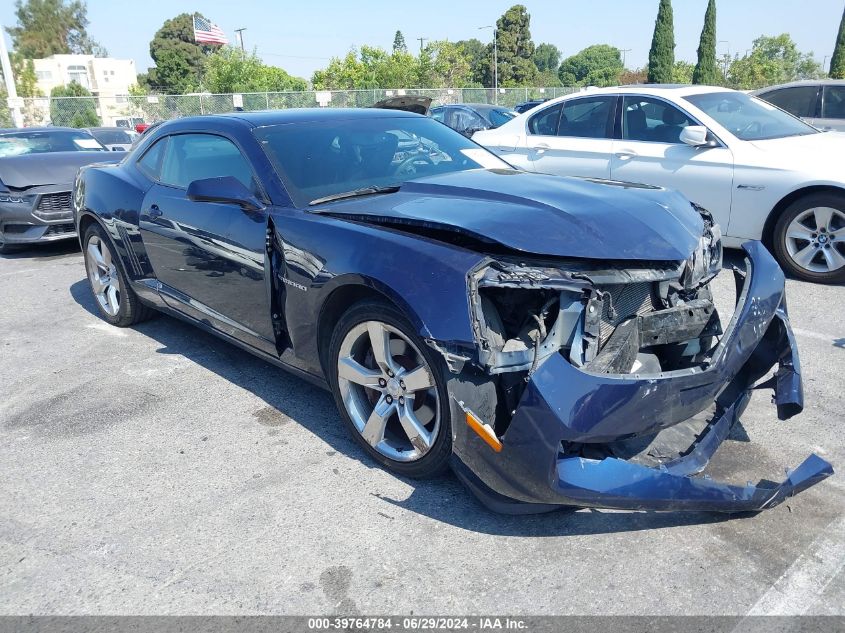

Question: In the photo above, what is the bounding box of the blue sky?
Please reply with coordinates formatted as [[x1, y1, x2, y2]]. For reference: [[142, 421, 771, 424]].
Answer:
[[2, 0, 843, 80]]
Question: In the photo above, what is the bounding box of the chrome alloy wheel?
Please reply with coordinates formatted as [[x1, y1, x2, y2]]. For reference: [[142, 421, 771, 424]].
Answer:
[[336, 321, 440, 462], [86, 235, 121, 316], [785, 207, 845, 274]]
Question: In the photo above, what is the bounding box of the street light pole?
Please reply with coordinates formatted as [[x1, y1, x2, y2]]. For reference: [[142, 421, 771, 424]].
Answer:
[[479, 25, 498, 104]]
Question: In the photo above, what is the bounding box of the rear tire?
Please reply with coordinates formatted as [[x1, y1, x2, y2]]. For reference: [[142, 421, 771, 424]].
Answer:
[[773, 193, 845, 283], [82, 223, 156, 326], [327, 300, 452, 478]]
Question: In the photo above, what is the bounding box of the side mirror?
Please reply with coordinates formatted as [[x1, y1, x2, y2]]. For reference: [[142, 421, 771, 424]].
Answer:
[[680, 126, 712, 147], [187, 176, 262, 211]]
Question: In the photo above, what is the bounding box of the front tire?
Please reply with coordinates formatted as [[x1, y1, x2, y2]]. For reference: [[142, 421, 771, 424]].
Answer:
[[773, 193, 845, 283], [83, 223, 155, 326], [327, 300, 452, 478]]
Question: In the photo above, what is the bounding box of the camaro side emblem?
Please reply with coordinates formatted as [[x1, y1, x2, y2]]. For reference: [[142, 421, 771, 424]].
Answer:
[[281, 276, 307, 292], [737, 184, 766, 191]]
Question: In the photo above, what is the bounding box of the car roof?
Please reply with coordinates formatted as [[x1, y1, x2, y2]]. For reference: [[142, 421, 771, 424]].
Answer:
[[208, 108, 423, 127], [0, 126, 93, 135], [751, 79, 845, 93], [439, 103, 511, 111], [531, 84, 733, 109]]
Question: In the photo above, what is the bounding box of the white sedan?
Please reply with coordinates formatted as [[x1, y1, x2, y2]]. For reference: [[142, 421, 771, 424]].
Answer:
[[474, 85, 845, 283]]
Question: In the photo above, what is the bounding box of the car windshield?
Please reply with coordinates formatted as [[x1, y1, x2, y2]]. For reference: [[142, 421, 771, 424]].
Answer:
[[684, 91, 819, 140], [487, 108, 517, 127], [254, 115, 512, 207], [91, 129, 133, 145], [0, 130, 106, 157]]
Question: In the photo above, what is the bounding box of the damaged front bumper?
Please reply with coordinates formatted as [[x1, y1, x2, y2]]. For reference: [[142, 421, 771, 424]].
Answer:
[[448, 241, 834, 513]]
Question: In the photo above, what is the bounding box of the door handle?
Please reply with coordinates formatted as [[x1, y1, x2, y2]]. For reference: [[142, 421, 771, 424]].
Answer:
[[615, 150, 638, 160], [148, 204, 162, 219], [533, 143, 551, 155]]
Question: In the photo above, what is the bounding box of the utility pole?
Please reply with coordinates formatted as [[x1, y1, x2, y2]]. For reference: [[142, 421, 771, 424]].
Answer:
[[416, 37, 428, 54], [479, 25, 498, 104], [0, 25, 23, 128], [620, 49, 632, 68], [235, 28, 246, 52]]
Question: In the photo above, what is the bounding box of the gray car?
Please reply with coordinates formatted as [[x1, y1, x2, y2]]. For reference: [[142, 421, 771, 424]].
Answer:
[[0, 128, 119, 253], [752, 80, 845, 131]]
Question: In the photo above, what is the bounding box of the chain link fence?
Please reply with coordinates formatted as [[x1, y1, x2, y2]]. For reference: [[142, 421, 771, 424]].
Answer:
[[14, 87, 580, 128]]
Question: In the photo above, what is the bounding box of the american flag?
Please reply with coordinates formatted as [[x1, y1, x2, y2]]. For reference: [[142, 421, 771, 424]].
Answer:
[[193, 15, 228, 45]]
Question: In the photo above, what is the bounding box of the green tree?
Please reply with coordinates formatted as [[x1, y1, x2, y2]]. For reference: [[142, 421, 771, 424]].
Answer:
[[728, 34, 824, 89], [201, 47, 306, 93], [648, 0, 675, 83], [455, 38, 487, 85], [392, 30, 407, 54], [144, 13, 216, 93], [830, 6, 845, 79], [692, 0, 719, 84], [312, 46, 418, 89], [672, 60, 695, 84], [6, 0, 106, 59], [423, 40, 472, 87], [487, 5, 538, 86], [533, 43, 560, 72], [558, 45, 624, 87], [50, 81, 99, 127]]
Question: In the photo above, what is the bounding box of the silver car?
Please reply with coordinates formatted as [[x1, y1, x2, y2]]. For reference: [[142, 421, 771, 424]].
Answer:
[[752, 80, 845, 131]]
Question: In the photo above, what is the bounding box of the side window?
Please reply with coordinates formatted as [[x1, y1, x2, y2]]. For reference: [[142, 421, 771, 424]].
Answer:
[[430, 107, 446, 123], [822, 86, 845, 119], [622, 96, 695, 144], [159, 133, 257, 193], [558, 96, 615, 139], [528, 103, 562, 136], [136, 137, 167, 180], [760, 86, 818, 118]]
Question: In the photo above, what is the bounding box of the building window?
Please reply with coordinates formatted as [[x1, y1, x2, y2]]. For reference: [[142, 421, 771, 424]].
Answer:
[[67, 65, 89, 88], [115, 95, 127, 104], [36, 70, 52, 80]]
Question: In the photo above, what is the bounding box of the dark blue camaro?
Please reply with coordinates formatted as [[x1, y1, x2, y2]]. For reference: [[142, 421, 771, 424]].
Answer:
[[73, 108, 833, 513]]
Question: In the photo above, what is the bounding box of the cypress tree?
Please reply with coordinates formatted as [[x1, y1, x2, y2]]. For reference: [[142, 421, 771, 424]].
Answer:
[[830, 7, 845, 79], [648, 0, 675, 83], [692, 0, 719, 84], [392, 30, 408, 54]]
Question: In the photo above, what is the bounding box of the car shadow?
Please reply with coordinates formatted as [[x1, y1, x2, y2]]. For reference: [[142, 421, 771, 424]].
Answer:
[[69, 278, 738, 536], [1, 240, 80, 261]]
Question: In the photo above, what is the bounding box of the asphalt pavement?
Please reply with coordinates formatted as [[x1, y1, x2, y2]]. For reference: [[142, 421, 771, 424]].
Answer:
[[0, 241, 843, 615]]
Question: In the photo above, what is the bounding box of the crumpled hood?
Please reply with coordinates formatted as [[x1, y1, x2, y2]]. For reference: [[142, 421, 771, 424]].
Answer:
[[317, 169, 704, 261], [0, 152, 121, 189]]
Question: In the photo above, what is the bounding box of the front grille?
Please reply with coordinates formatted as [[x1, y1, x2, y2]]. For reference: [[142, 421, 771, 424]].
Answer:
[[34, 192, 73, 221], [598, 282, 655, 344], [43, 223, 76, 237]]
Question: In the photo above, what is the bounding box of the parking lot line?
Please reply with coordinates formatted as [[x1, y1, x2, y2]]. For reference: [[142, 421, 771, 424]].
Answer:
[[744, 514, 845, 616]]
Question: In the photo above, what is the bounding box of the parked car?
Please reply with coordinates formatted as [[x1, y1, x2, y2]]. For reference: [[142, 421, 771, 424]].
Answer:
[[514, 98, 549, 114], [114, 117, 145, 130], [372, 95, 432, 115], [752, 80, 845, 132], [474, 85, 845, 283], [85, 126, 136, 151], [430, 103, 517, 136], [0, 127, 120, 254], [72, 108, 831, 513]]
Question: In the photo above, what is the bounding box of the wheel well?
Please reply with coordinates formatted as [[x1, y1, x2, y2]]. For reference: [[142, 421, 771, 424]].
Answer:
[[316, 284, 399, 373], [77, 213, 98, 243], [762, 186, 845, 248]]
